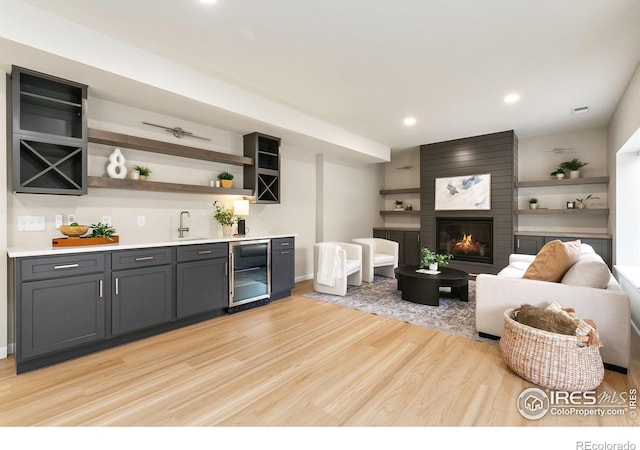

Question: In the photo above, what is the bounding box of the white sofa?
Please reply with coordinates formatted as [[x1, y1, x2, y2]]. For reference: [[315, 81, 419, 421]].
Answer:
[[476, 245, 631, 372]]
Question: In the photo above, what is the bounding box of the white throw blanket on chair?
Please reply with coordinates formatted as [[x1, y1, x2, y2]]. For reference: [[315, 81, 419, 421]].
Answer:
[[316, 244, 343, 287]]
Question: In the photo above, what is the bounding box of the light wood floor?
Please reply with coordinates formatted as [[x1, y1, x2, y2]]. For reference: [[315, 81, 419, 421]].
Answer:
[[0, 279, 638, 426]]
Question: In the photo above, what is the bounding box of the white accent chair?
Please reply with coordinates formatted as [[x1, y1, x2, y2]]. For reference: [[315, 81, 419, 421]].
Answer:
[[313, 242, 363, 296], [352, 238, 400, 282]]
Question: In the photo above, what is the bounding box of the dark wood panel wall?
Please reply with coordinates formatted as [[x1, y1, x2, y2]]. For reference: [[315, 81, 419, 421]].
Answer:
[[420, 130, 518, 275]]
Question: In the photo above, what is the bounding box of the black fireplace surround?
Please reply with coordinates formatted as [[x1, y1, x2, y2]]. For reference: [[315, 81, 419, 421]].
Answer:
[[436, 218, 493, 264]]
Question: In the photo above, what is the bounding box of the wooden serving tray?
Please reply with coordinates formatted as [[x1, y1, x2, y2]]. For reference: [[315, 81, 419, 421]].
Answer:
[[52, 236, 119, 247]]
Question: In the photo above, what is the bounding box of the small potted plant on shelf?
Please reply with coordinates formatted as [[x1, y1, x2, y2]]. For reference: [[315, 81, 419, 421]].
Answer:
[[394, 200, 404, 210], [575, 194, 600, 209], [218, 171, 234, 188], [561, 158, 589, 179], [419, 248, 453, 271], [550, 166, 570, 180], [213, 201, 237, 237], [529, 198, 538, 210], [133, 165, 151, 181]]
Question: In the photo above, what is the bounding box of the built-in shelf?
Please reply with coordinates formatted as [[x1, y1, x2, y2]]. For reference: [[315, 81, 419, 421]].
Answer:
[[516, 176, 609, 188], [516, 208, 609, 215], [88, 128, 253, 167], [379, 188, 421, 195], [380, 210, 421, 216], [88, 176, 253, 196]]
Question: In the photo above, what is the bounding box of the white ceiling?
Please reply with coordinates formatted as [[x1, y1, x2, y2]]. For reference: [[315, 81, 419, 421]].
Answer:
[[12, 0, 640, 151]]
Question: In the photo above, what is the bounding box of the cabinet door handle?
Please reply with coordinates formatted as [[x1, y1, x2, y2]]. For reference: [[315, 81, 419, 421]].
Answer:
[[517, 239, 520, 249], [98, 279, 103, 299], [115, 277, 119, 295], [280, 251, 290, 255], [417, 232, 420, 243], [54, 263, 79, 270], [225, 263, 228, 276], [197, 250, 212, 255], [135, 256, 154, 261], [280, 242, 290, 246]]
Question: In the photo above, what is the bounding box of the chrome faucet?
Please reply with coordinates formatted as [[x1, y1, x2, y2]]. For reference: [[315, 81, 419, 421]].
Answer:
[[178, 211, 190, 238]]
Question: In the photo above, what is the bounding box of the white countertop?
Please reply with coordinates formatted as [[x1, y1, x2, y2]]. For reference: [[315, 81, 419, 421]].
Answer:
[[7, 234, 296, 258]]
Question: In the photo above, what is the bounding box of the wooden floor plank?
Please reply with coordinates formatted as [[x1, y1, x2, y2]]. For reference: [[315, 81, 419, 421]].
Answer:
[[0, 280, 638, 426]]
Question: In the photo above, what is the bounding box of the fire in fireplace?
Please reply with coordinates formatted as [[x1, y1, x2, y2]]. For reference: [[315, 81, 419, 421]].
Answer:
[[436, 218, 493, 264]]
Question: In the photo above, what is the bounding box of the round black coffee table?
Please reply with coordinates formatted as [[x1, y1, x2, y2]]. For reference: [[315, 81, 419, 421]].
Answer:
[[394, 265, 469, 306]]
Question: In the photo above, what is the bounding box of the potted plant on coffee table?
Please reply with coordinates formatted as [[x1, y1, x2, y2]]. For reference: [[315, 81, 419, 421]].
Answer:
[[420, 248, 453, 271]]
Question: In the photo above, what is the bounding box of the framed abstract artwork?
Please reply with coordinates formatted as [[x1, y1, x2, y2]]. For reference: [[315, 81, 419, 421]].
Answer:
[[434, 173, 491, 210]]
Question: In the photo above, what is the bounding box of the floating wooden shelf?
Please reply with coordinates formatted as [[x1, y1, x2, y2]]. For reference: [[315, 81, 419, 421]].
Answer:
[[516, 208, 609, 215], [88, 128, 253, 167], [379, 210, 421, 216], [516, 176, 609, 188], [379, 188, 421, 195], [88, 176, 254, 196]]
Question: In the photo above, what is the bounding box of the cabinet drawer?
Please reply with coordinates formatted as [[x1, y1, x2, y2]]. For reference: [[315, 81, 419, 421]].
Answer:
[[271, 237, 294, 251], [20, 253, 105, 281], [176, 243, 228, 262], [111, 247, 173, 270]]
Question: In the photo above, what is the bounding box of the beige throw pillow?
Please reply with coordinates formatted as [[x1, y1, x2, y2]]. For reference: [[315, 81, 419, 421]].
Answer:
[[561, 261, 611, 289], [522, 239, 581, 282]]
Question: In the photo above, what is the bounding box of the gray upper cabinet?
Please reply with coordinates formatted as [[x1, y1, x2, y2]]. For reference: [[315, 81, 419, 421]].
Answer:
[[9, 66, 88, 195], [243, 132, 281, 203]]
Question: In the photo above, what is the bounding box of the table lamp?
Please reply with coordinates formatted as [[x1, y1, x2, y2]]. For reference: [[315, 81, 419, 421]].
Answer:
[[234, 199, 250, 236]]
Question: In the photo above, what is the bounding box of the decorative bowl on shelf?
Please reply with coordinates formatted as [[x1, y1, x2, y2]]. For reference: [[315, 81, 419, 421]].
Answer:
[[59, 225, 89, 239]]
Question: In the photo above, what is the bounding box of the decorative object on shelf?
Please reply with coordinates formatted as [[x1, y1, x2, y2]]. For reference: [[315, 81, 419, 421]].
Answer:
[[106, 148, 128, 179], [59, 223, 89, 239], [405, 203, 413, 210], [394, 200, 404, 210], [142, 121, 211, 141], [419, 247, 453, 271], [575, 194, 600, 209], [435, 173, 491, 210], [566, 201, 576, 209], [213, 201, 237, 237], [133, 165, 151, 181], [561, 158, 589, 179], [529, 198, 538, 210], [130, 169, 140, 180], [549, 167, 569, 180], [218, 171, 234, 188], [234, 199, 250, 236], [90, 222, 117, 241]]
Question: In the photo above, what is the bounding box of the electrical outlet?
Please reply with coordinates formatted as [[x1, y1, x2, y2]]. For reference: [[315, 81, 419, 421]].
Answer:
[[102, 216, 112, 226], [137, 215, 145, 227], [55, 214, 63, 229], [17, 216, 46, 231], [67, 214, 75, 225]]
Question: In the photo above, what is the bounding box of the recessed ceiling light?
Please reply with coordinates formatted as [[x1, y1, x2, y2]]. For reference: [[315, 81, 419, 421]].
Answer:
[[403, 117, 416, 126], [504, 93, 521, 104], [571, 105, 591, 114]]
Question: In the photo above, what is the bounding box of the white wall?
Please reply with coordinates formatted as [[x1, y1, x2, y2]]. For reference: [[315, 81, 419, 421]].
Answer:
[[517, 127, 609, 234], [609, 62, 640, 265]]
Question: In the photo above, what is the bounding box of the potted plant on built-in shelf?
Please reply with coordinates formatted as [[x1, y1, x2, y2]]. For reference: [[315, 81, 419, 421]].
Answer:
[[213, 201, 237, 237], [394, 200, 404, 210], [561, 158, 589, 179], [133, 165, 151, 181], [575, 194, 600, 209], [550, 166, 570, 180], [419, 248, 453, 271], [218, 171, 234, 188], [529, 198, 538, 210]]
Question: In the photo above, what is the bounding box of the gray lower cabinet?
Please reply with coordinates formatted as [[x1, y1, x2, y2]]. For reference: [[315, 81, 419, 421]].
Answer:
[[514, 235, 544, 255], [176, 243, 228, 318], [271, 237, 295, 298], [111, 265, 173, 336], [373, 228, 420, 265], [20, 273, 106, 360]]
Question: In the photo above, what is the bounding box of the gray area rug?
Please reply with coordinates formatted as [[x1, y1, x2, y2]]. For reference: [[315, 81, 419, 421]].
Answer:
[[304, 276, 497, 345]]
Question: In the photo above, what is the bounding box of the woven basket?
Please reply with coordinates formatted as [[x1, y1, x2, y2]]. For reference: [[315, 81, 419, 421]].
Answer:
[[500, 308, 604, 391]]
